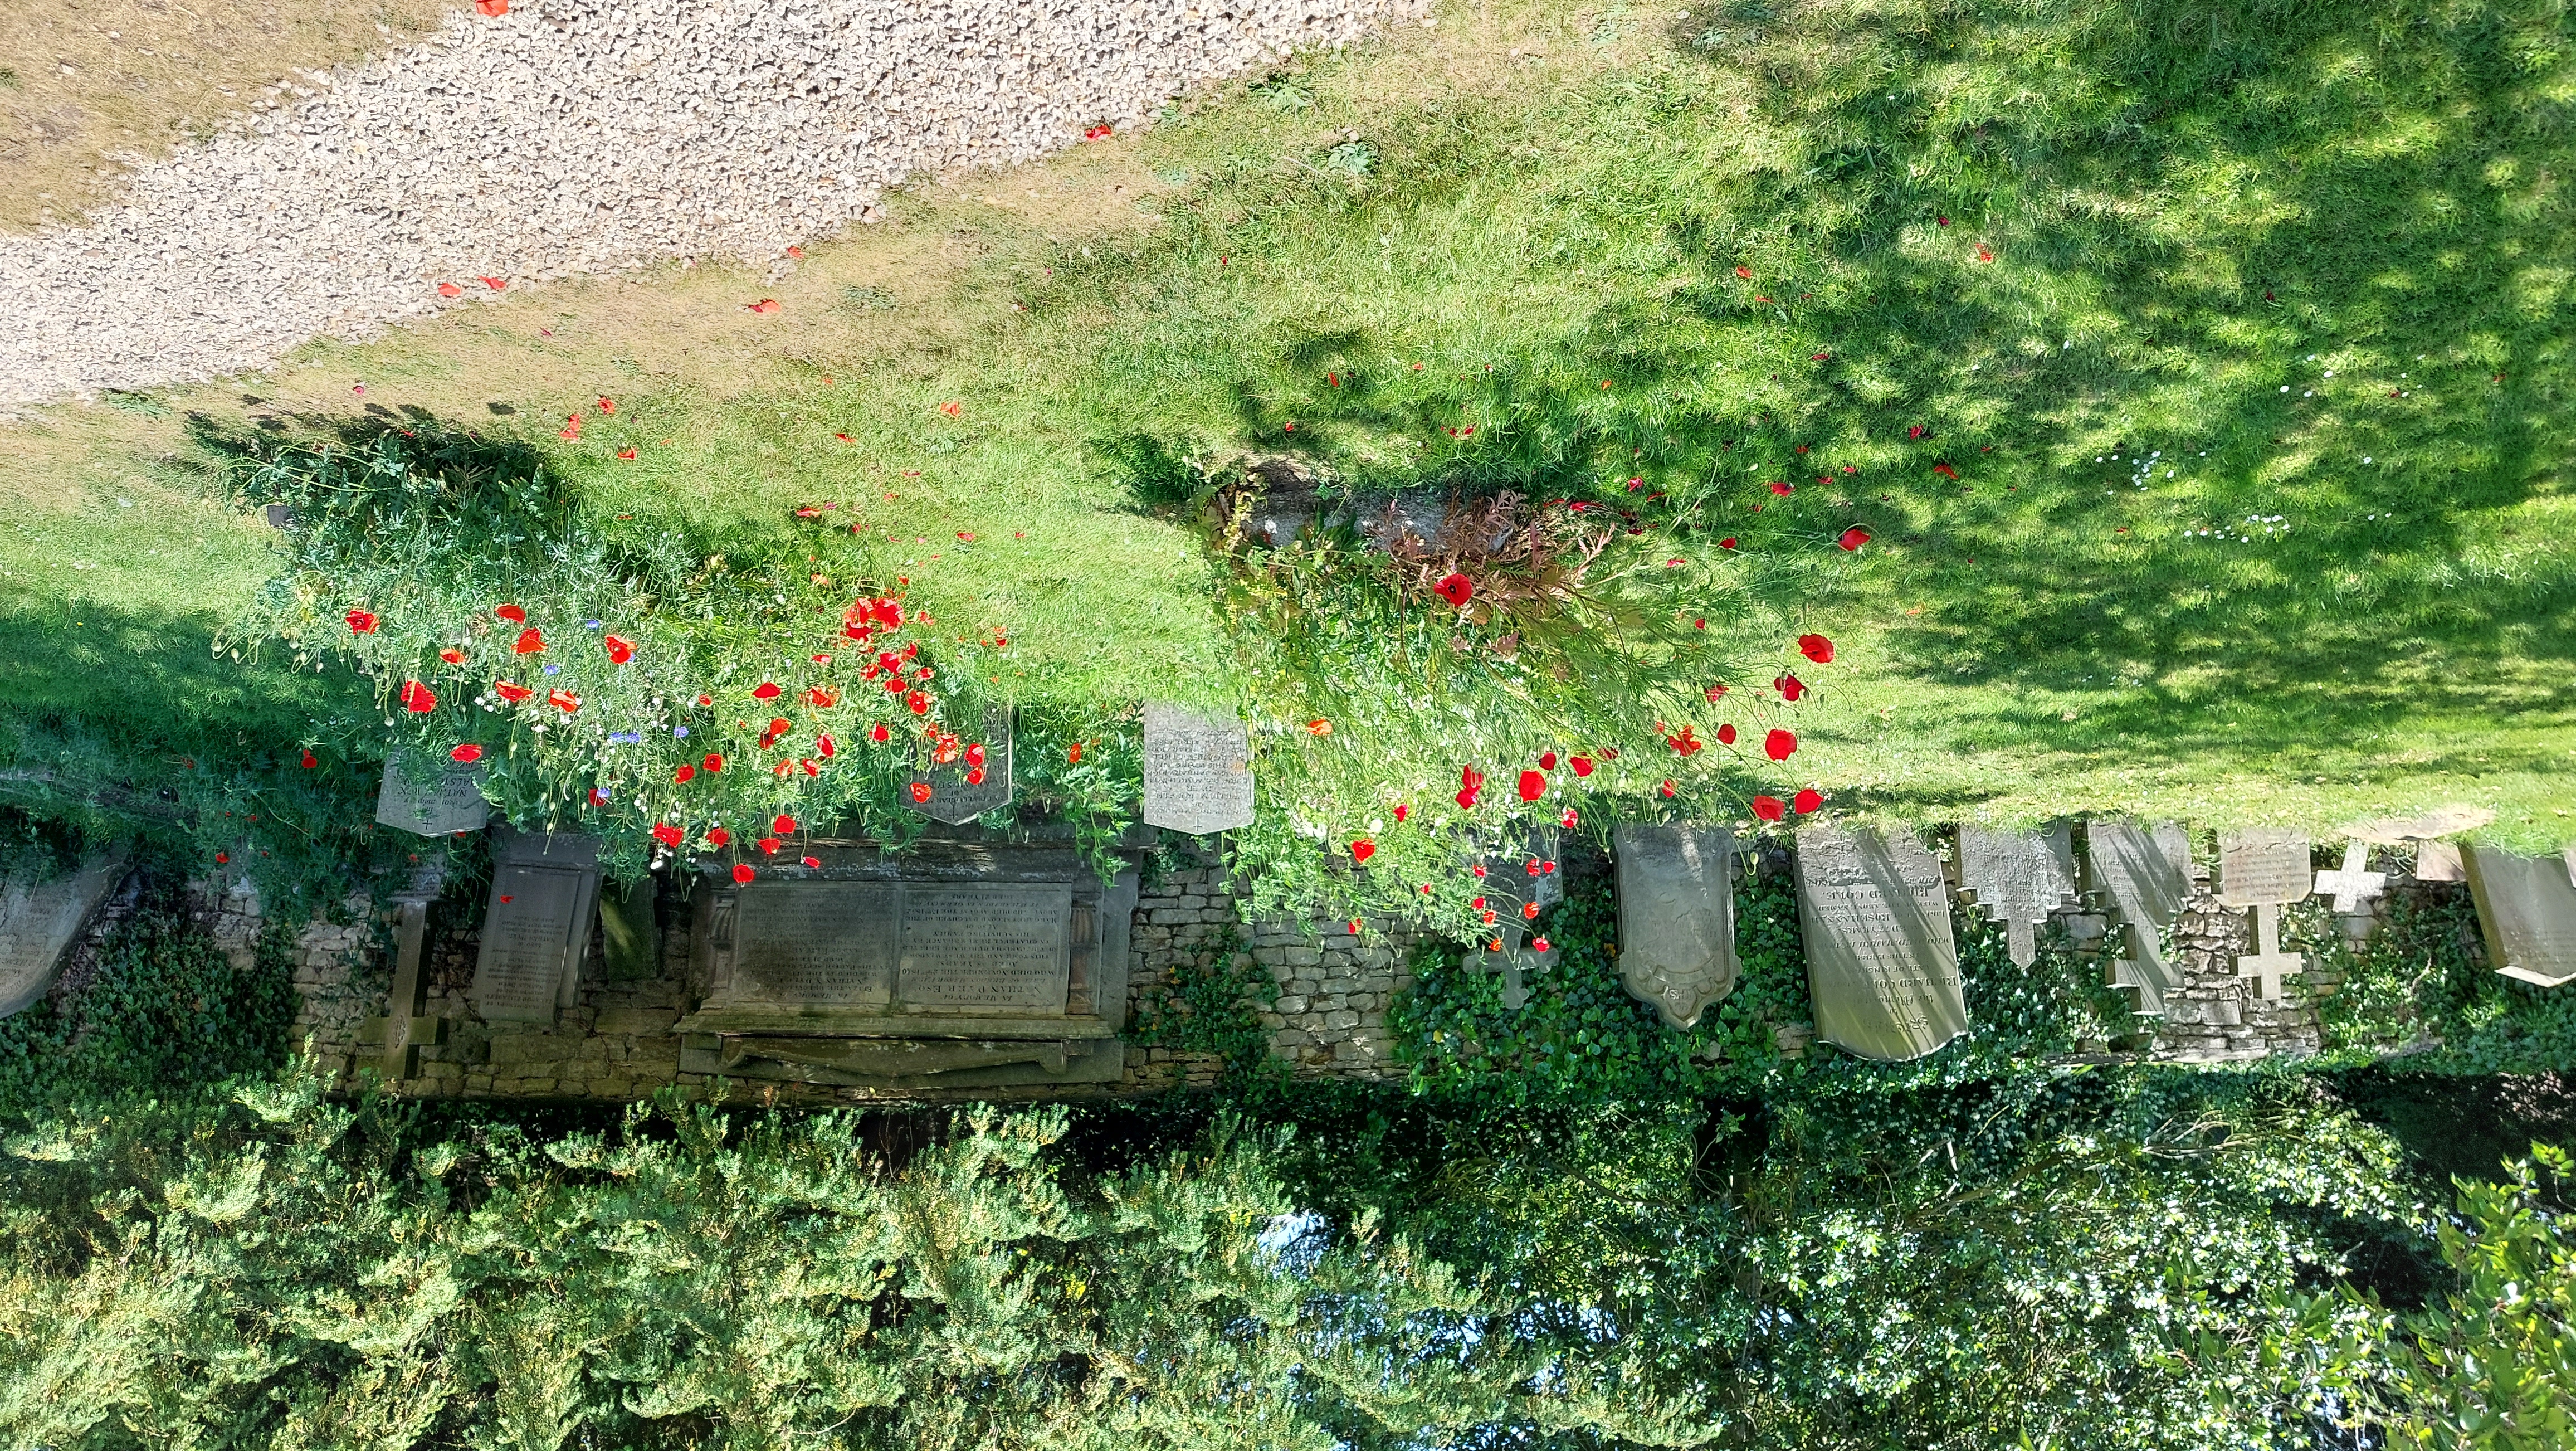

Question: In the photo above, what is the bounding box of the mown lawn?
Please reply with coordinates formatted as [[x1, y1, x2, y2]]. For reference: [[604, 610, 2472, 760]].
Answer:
[[1, 0, 2569, 907]]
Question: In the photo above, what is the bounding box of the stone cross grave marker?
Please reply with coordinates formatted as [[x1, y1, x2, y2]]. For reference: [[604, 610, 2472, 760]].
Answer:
[[1612, 823, 1739, 1029], [1474, 930, 1558, 1012], [2220, 829, 2311, 1001], [1793, 825, 1966, 1061], [2315, 843, 2388, 914], [362, 861, 448, 1080], [0, 854, 127, 1019], [2462, 845, 2576, 989], [909, 707, 1013, 825], [1957, 824, 2077, 969], [2084, 819, 2190, 1014], [374, 754, 490, 838], [470, 829, 602, 1025], [1140, 704, 1256, 836]]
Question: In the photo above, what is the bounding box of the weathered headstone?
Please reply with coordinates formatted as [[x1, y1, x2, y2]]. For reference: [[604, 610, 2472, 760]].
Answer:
[[374, 755, 490, 837], [679, 838, 1138, 1088], [1480, 826, 1565, 913], [1140, 704, 1256, 835], [0, 854, 127, 1019], [360, 861, 448, 1079], [1793, 826, 1966, 1061], [1957, 824, 2077, 968], [2462, 845, 2576, 989], [2414, 841, 2466, 883], [1612, 823, 1738, 1028], [2315, 843, 2388, 915], [471, 829, 601, 1025], [2219, 829, 2311, 1001], [598, 877, 661, 982], [909, 707, 1013, 825], [1476, 931, 1558, 1012], [2084, 820, 2188, 1014]]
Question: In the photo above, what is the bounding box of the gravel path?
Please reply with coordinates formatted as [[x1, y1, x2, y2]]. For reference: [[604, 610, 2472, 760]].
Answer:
[[0, 0, 1422, 410]]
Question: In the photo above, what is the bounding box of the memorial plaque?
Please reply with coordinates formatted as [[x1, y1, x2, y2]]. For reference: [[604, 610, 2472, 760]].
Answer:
[[0, 855, 126, 1019], [2219, 829, 2313, 907], [1140, 704, 1256, 836], [470, 830, 601, 1025], [728, 882, 898, 1009], [909, 707, 1014, 825], [1612, 823, 1738, 1028], [1793, 826, 1966, 1061], [2085, 820, 2187, 1011], [1957, 824, 2077, 968], [374, 755, 490, 837], [899, 884, 1074, 1014], [2463, 845, 2576, 989]]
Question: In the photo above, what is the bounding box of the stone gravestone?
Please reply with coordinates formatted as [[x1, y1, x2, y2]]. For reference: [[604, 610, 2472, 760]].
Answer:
[[1480, 826, 1565, 915], [598, 878, 661, 982], [1793, 826, 1966, 1061], [2084, 819, 2189, 1015], [679, 835, 1139, 1089], [360, 861, 448, 1080], [909, 707, 1013, 825], [1472, 930, 1557, 1012], [1612, 823, 1739, 1028], [2315, 843, 2388, 915], [0, 854, 128, 1019], [2462, 845, 2576, 989], [374, 754, 490, 837], [2220, 829, 2312, 1001], [2414, 841, 2466, 883], [1140, 703, 1256, 836], [1957, 824, 2077, 969], [470, 829, 602, 1025]]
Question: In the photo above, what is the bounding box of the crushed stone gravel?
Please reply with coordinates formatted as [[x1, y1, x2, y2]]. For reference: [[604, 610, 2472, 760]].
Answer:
[[0, 0, 1424, 410]]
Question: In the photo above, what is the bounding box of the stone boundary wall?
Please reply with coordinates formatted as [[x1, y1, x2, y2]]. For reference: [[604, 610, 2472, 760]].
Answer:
[[106, 836, 2473, 1104]]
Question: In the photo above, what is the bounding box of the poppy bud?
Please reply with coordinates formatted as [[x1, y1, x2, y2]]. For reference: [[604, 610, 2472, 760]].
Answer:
[[300, 750, 318, 769]]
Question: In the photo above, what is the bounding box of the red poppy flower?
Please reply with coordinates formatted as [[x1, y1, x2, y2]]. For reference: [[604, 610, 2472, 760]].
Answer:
[[874, 723, 892, 744], [806, 685, 838, 707], [399, 680, 437, 713], [346, 610, 379, 634], [1718, 723, 1737, 745], [1975, 245, 1993, 263], [1775, 674, 1806, 702], [1764, 728, 1797, 761], [495, 604, 526, 623], [1735, 265, 1752, 279], [1067, 741, 1082, 762], [1456, 766, 1485, 810], [300, 750, 318, 769], [1753, 795, 1785, 822], [766, 814, 796, 836], [674, 765, 696, 783], [1660, 780, 1677, 798], [513, 628, 544, 654], [963, 767, 985, 786], [910, 782, 933, 804], [449, 743, 483, 763], [1769, 481, 1793, 496], [906, 691, 930, 715], [1720, 537, 1738, 550], [1518, 770, 1546, 802], [939, 401, 962, 417], [801, 855, 822, 868], [1569, 756, 1594, 778], [817, 734, 836, 758], [705, 827, 731, 847], [215, 852, 230, 864], [752, 681, 782, 700], [436, 647, 464, 665], [1393, 804, 1409, 823], [702, 753, 724, 773], [1798, 633, 1835, 664], [1838, 527, 1871, 551], [694, 693, 713, 707], [1666, 726, 1702, 757], [733, 863, 756, 883], [1931, 462, 1959, 479], [616, 449, 637, 461], [1350, 840, 1375, 864], [495, 680, 532, 703], [1433, 572, 1474, 608], [1561, 807, 1579, 828], [1793, 788, 1823, 814], [601, 634, 635, 664], [758, 836, 780, 856], [1539, 752, 1558, 770], [652, 822, 684, 848]]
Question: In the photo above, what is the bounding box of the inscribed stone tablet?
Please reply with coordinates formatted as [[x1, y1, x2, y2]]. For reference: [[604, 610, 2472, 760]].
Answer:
[[1794, 826, 1966, 1061], [2462, 846, 2576, 989], [899, 883, 1074, 1013], [729, 882, 898, 1008], [473, 863, 592, 1024], [374, 756, 490, 837], [1612, 823, 1738, 1029], [909, 707, 1013, 825], [1141, 704, 1256, 835], [2219, 829, 2313, 907], [2153, 821, 2195, 878], [2088, 820, 2189, 928], [1957, 824, 2077, 968], [0, 855, 126, 1019]]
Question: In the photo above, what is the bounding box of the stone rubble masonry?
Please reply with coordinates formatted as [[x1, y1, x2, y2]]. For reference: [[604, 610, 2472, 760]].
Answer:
[[103, 839, 2465, 1104]]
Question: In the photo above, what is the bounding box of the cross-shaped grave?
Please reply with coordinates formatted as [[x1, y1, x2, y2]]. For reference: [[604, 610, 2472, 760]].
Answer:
[[1957, 823, 2078, 969], [2314, 842, 2387, 914], [2219, 829, 2311, 1002], [360, 861, 448, 1080], [1474, 927, 1558, 1012]]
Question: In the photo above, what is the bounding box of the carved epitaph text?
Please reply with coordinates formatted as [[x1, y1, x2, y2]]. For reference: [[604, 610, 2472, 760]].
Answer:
[[2219, 830, 2314, 908], [1140, 704, 1256, 835], [374, 756, 490, 837], [909, 707, 1014, 825], [471, 831, 601, 1025], [1794, 826, 1967, 1061], [0, 855, 125, 1019], [1957, 824, 2077, 968], [2463, 846, 2576, 989]]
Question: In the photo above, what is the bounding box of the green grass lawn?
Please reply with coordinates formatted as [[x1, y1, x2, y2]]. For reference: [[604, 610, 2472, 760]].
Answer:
[[1, 0, 2569, 915]]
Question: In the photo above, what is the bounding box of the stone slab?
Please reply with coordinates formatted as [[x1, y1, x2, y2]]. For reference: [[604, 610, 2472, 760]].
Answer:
[[374, 755, 490, 837], [2415, 841, 2466, 883], [1140, 704, 1256, 836], [2219, 829, 2312, 908], [1794, 826, 1966, 1061], [909, 707, 1013, 825], [2085, 819, 2187, 1011], [1481, 827, 1566, 912], [2345, 804, 2497, 845], [2463, 845, 2576, 989], [470, 829, 601, 1026], [0, 854, 127, 1019], [1612, 823, 1738, 1028], [1957, 824, 2077, 968]]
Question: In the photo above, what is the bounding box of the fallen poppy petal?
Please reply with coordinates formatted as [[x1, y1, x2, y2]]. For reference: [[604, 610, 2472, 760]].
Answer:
[[437, 281, 463, 298], [748, 298, 780, 314], [1838, 527, 1871, 551], [481, 276, 506, 290], [801, 855, 822, 868]]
